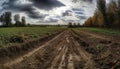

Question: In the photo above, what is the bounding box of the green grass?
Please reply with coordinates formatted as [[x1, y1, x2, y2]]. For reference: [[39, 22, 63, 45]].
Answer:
[[0, 27, 65, 47], [76, 27, 120, 35]]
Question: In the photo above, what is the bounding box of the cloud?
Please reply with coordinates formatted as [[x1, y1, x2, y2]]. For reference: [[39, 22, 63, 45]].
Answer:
[[2, 0, 37, 18], [72, 8, 84, 12], [38, 15, 61, 23], [0, 0, 98, 25], [75, 11, 84, 15], [2, 0, 65, 10], [62, 10, 72, 16], [38, 19, 59, 23], [72, 0, 93, 3], [71, 8, 86, 20], [1, 0, 65, 19], [28, 12, 47, 19], [76, 15, 87, 19], [29, 0, 65, 10], [82, 0, 93, 2]]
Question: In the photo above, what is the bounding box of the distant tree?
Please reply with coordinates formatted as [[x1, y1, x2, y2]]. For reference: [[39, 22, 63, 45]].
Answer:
[[92, 11, 100, 27], [0, 13, 5, 24], [27, 23, 31, 26], [118, 0, 120, 27], [107, 1, 117, 27], [83, 0, 120, 29], [14, 14, 20, 22], [68, 22, 73, 28], [21, 16, 26, 26], [5, 12, 12, 27], [77, 23, 80, 27], [83, 17, 93, 27], [14, 14, 21, 26], [73, 23, 77, 27], [97, 0, 108, 27], [57, 24, 61, 27], [0, 12, 12, 27]]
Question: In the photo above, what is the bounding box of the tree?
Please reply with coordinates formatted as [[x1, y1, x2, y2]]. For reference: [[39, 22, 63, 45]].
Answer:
[[83, 0, 120, 29], [14, 14, 20, 22], [92, 10, 104, 27], [73, 23, 77, 28], [77, 23, 80, 27], [68, 22, 73, 28], [83, 17, 93, 27], [21, 16, 26, 26], [5, 12, 12, 27], [14, 14, 21, 26], [118, 0, 120, 27], [97, 0, 108, 27], [0, 13, 5, 24], [107, 0, 117, 27], [0, 12, 12, 27]]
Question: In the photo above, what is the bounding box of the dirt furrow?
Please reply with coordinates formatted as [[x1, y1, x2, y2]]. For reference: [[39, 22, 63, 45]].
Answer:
[[57, 46, 68, 69], [48, 40, 66, 69], [72, 29, 120, 69], [1, 30, 118, 69], [67, 54, 74, 69], [1, 31, 66, 69]]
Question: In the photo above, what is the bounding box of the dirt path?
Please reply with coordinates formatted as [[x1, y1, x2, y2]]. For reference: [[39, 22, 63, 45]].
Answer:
[[0, 30, 119, 69]]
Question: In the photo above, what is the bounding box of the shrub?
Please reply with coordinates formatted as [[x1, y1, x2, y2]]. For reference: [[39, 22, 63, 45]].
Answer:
[[9, 35, 25, 43]]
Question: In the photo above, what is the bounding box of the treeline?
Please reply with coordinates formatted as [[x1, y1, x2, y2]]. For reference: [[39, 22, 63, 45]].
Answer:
[[0, 12, 26, 27], [68, 22, 81, 28], [83, 0, 120, 29]]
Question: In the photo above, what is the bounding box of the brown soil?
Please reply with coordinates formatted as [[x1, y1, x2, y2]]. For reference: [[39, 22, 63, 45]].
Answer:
[[0, 29, 120, 69], [72, 29, 120, 69]]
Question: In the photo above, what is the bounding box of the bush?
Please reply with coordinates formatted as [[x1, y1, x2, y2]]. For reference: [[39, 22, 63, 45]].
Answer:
[[9, 35, 25, 43]]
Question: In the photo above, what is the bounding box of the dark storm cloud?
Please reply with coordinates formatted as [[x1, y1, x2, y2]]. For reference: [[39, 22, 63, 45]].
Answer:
[[27, 10, 48, 19], [2, 0, 65, 10], [29, 0, 65, 10], [1, 0, 65, 19], [82, 0, 93, 2], [2, 0, 42, 18], [72, 0, 93, 3]]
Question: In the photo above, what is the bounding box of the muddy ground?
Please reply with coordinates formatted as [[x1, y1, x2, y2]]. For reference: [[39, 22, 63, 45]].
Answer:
[[0, 29, 120, 69]]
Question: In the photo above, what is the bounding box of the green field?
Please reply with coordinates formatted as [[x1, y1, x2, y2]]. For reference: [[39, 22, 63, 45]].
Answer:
[[0, 27, 119, 47], [0, 27, 65, 47], [76, 27, 120, 35]]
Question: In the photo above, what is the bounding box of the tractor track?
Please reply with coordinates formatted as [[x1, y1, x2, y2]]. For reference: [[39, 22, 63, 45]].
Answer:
[[0, 29, 119, 69]]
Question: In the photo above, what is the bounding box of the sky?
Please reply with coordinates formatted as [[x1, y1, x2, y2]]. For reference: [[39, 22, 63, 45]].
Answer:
[[0, 0, 108, 25]]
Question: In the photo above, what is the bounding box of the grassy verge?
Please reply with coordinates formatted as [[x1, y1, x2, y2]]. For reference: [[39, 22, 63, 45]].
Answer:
[[76, 27, 120, 36], [0, 27, 66, 47]]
